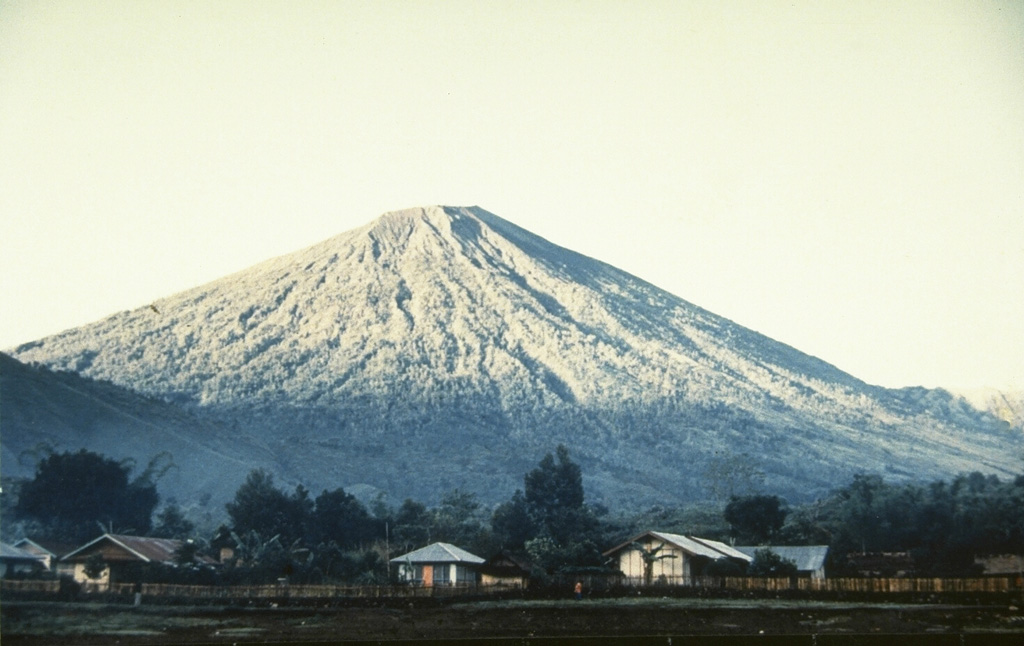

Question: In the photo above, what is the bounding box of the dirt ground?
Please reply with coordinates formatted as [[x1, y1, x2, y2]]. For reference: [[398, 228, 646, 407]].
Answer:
[[3, 597, 1024, 645]]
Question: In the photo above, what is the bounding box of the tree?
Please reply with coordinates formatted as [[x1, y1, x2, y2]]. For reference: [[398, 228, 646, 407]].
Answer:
[[518, 446, 602, 571], [152, 504, 195, 539], [83, 553, 107, 580], [431, 489, 487, 552], [747, 548, 798, 577], [491, 490, 536, 550], [14, 449, 159, 543], [524, 445, 593, 545], [225, 470, 311, 547], [309, 488, 378, 549], [631, 541, 678, 585], [392, 499, 431, 550], [724, 495, 788, 544]]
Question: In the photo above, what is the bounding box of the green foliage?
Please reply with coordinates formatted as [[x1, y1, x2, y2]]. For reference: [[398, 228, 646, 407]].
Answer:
[[310, 488, 381, 548], [524, 445, 585, 540], [795, 471, 1024, 576], [747, 548, 798, 577], [430, 489, 491, 553], [83, 553, 107, 580], [491, 490, 536, 550], [508, 446, 603, 571], [152, 504, 195, 539], [391, 498, 431, 550], [14, 449, 159, 543], [724, 495, 788, 544], [224, 470, 312, 547]]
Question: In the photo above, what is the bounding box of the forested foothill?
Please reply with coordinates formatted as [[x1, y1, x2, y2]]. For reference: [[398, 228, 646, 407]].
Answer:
[[2, 445, 1023, 587]]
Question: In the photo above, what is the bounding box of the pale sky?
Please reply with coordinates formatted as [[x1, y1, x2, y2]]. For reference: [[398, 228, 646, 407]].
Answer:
[[1, 1, 1022, 391]]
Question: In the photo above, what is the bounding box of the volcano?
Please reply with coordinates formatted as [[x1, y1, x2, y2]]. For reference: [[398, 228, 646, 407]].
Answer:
[[6, 206, 1019, 509]]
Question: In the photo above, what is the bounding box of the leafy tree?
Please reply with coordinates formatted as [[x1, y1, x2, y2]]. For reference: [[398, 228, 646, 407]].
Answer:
[[152, 504, 195, 539], [524, 445, 596, 545], [491, 490, 536, 550], [14, 449, 159, 543], [518, 446, 603, 571], [525, 445, 584, 529], [723, 495, 788, 544], [83, 553, 107, 580], [225, 470, 310, 547], [430, 489, 487, 551], [309, 487, 379, 548], [392, 498, 431, 550], [747, 548, 798, 577]]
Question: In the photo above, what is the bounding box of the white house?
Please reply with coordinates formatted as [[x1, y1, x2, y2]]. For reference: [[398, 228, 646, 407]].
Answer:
[[604, 531, 752, 585], [389, 542, 484, 587]]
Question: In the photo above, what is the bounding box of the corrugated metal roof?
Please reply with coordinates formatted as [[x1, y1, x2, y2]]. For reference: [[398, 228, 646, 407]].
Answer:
[[389, 542, 484, 564], [604, 531, 752, 562], [689, 536, 754, 562], [734, 545, 829, 572], [13, 538, 77, 558], [62, 534, 184, 563], [1, 542, 45, 562], [651, 532, 752, 561]]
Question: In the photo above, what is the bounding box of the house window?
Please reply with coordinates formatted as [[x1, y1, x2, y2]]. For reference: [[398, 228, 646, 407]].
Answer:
[[433, 564, 450, 585], [456, 566, 476, 584]]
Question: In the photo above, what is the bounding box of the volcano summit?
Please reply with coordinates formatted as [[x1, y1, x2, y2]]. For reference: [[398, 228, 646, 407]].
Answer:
[[6, 206, 1019, 508]]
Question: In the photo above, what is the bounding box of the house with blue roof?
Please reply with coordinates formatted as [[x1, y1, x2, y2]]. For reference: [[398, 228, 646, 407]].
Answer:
[[389, 542, 484, 587]]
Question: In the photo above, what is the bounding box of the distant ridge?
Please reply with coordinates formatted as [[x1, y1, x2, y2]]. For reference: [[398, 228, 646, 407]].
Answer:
[[6, 206, 1021, 509]]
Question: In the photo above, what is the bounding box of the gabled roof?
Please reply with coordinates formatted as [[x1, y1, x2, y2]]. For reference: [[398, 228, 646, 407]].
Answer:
[[603, 531, 753, 562], [62, 534, 184, 563], [1, 542, 46, 563], [734, 545, 829, 572], [13, 537, 77, 558], [389, 542, 484, 565]]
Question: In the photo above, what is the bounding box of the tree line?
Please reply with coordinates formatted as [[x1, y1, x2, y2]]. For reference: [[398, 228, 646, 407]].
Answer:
[[5, 446, 1024, 584]]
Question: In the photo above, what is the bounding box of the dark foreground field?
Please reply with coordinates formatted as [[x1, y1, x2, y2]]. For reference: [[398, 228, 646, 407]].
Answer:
[[3, 597, 1024, 646]]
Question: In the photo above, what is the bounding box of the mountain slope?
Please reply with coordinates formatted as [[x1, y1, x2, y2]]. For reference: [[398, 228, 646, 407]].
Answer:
[[7, 206, 1021, 507], [0, 352, 270, 518]]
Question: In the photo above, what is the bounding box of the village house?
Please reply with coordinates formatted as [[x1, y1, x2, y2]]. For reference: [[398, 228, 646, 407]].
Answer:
[[478, 550, 532, 588], [59, 533, 198, 589], [604, 531, 752, 585], [735, 545, 830, 580], [390, 542, 484, 587], [12, 538, 77, 571], [1, 542, 46, 578]]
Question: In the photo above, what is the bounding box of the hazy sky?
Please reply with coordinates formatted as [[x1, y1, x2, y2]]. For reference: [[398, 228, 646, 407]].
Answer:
[[2, 1, 1022, 391]]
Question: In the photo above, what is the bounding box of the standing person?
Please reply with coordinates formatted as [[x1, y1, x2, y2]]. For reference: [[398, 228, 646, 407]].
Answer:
[[574, 580, 583, 601]]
